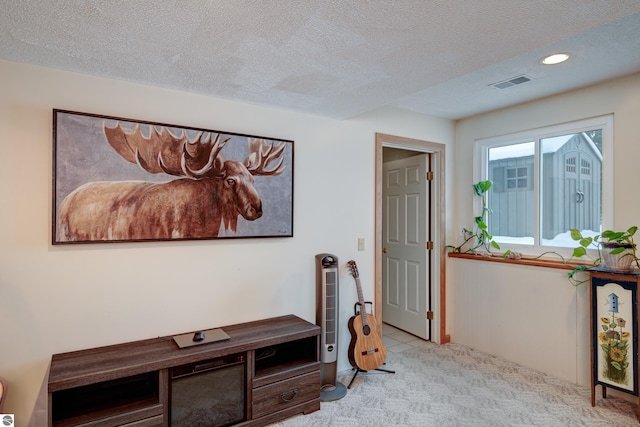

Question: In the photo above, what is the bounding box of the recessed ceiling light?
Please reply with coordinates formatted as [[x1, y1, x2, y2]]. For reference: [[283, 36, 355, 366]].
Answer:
[[541, 53, 570, 65]]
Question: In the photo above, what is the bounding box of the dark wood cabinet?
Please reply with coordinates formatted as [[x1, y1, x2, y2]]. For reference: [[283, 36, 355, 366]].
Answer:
[[589, 268, 640, 420], [48, 315, 321, 426]]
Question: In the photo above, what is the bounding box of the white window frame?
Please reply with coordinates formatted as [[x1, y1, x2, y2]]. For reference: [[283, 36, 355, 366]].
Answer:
[[474, 114, 614, 257]]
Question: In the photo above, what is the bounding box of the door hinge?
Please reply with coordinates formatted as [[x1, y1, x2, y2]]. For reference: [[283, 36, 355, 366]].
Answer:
[[425, 171, 434, 181], [426, 241, 434, 250], [426, 310, 434, 320]]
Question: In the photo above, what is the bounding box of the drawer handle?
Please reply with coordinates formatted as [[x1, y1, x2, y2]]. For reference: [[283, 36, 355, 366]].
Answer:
[[280, 388, 299, 402]]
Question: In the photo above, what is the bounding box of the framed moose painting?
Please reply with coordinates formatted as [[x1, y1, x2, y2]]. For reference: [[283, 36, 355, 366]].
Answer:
[[52, 110, 294, 244]]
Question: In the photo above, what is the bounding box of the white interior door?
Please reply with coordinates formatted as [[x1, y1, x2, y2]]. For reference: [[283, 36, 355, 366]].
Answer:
[[382, 154, 430, 339]]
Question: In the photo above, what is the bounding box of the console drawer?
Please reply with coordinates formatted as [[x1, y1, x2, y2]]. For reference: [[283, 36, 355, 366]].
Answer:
[[122, 415, 164, 427], [252, 370, 320, 418]]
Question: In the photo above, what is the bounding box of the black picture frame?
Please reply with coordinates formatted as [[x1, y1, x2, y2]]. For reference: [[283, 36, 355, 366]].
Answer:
[[53, 110, 293, 244]]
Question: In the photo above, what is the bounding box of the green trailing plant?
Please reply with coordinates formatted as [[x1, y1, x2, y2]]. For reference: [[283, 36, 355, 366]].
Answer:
[[446, 181, 640, 288], [568, 226, 640, 284], [448, 180, 501, 254], [566, 264, 590, 285]]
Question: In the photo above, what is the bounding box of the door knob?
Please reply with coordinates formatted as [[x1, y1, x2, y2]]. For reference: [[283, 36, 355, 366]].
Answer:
[[382, 247, 387, 254]]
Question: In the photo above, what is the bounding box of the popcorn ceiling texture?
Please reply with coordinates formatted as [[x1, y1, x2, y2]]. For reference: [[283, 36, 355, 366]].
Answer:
[[1, 1, 640, 119]]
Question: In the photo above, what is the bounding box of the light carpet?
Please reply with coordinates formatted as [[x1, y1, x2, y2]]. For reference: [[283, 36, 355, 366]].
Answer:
[[269, 341, 640, 427]]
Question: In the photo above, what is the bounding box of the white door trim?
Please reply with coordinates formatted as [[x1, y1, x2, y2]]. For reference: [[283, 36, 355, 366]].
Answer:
[[375, 133, 449, 344]]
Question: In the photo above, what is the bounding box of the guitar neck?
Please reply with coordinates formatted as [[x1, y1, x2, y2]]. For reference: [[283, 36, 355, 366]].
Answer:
[[354, 277, 370, 327], [354, 277, 366, 307]]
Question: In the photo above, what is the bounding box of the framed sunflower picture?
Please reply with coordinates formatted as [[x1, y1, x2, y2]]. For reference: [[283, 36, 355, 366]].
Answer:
[[591, 269, 638, 397]]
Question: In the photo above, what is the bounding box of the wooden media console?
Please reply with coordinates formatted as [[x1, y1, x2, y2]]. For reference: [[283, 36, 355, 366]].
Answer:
[[48, 315, 321, 426]]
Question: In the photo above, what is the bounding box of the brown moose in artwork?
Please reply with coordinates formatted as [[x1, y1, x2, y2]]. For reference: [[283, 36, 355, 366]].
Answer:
[[57, 124, 286, 242]]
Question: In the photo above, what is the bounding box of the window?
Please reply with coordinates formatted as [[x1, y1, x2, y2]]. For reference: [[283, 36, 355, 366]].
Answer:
[[581, 158, 591, 176], [475, 115, 612, 252], [506, 167, 528, 190]]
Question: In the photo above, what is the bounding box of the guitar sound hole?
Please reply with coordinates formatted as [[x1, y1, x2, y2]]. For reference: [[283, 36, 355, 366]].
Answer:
[[362, 325, 371, 336]]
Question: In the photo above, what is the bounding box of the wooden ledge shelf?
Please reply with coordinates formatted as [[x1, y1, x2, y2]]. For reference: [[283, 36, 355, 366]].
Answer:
[[448, 252, 592, 271]]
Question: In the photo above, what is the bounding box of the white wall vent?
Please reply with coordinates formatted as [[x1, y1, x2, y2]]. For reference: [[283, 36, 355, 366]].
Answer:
[[490, 75, 532, 89]]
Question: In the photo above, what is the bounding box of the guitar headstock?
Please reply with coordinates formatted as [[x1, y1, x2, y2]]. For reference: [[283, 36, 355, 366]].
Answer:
[[347, 260, 359, 279]]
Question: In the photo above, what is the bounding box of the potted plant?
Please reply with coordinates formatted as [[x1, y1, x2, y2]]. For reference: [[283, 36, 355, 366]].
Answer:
[[570, 226, 639, 271]]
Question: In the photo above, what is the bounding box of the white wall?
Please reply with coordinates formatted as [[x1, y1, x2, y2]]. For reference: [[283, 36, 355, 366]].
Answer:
[[450, 72, 640, 389], [0, 59, 453, 425]]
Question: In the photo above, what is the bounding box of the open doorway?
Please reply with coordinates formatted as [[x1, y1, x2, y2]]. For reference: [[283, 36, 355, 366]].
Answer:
[[374, 133, 449, 344]]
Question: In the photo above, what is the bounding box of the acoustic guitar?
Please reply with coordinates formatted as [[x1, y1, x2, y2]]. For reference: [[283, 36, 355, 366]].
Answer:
[[347, 260, 387, 371]]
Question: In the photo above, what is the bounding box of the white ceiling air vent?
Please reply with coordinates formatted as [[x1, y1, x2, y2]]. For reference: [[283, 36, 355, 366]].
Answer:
[[490, 75, 532, 89]]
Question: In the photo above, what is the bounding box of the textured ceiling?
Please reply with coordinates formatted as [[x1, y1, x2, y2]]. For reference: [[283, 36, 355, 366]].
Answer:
[[2, 1, 640, 119]]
